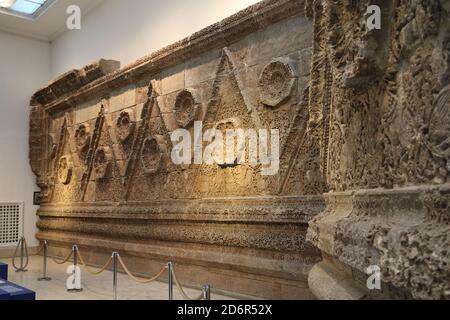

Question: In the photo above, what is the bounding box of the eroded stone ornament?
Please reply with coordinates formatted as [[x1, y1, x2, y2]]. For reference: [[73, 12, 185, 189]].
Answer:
[[74, 123, 91, 151], [173, 89, 200, 128], [213, 118, 241, 167], [93, 147, 112, 180], [141, 135, 167, 174], [259, 59, 297, 108], [57, 156, 73, 185], [116, 109, 136, 143], [427, 84, 450, 179], [47, 134, 57, 159]]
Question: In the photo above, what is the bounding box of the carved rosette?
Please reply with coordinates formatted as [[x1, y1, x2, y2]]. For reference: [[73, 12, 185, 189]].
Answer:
[[116, 109, 136, 143], [74, 123, 91, 152], [93, 147, 112, 180], [57, 156, 73, 185], [141, 135, 167, 174], [173, 89, 200, 128], [258, 59, 297, 108]]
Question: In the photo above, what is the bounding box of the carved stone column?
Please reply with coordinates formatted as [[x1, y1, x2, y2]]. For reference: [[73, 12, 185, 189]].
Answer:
[[306, 0, 450, 299]]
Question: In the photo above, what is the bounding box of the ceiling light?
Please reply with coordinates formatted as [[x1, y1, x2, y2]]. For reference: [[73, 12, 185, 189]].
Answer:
[[0, 0, 52, 17]]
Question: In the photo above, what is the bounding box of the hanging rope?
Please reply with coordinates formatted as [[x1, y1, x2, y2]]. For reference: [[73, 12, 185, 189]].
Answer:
[[35, 242, 46, 255], [51, 250, 73, 265], [117, 255, 166, 284], [171, 266, 204, 301], [12, 237, 29, 271], [77, 250, 113, 275]]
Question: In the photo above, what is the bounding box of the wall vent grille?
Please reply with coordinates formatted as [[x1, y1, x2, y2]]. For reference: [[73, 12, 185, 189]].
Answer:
[[0, 203, 23, 248]]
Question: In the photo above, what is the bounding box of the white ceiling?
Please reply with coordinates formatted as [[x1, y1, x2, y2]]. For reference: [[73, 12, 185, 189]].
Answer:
[[0, 0, 104, 41]]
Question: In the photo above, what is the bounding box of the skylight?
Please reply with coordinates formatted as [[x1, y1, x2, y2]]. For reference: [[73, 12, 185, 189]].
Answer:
[[0, 0, 53, 17]]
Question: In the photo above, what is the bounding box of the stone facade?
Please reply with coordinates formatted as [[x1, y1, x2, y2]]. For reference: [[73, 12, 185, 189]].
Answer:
[[29, 0, 323, 299], [28, 0, 449, 300]]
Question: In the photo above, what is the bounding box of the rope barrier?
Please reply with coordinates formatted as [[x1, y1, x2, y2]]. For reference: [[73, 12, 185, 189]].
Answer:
[[35, 242, 46, 255], [26, 241, 211, 300], [51, 250, 73, 265], [77, 250, 113, 275], [117, 254, 167, 284], [170, 266, 204, 301]]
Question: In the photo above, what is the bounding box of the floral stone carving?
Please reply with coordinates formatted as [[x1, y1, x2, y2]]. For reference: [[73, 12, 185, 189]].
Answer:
[[173, 89, 200, 128], [258, 59, 297, 108], [305, 0, 450, 300], [74, 123, 91, 152], [116, 109, 136, 143], [141, 135, 167, 174], [93, 147, 112, 180]]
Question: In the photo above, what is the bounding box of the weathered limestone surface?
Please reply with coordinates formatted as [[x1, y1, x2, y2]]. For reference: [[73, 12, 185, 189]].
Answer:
[[29, 0, 324, 299], [305, 0, 449, 300], [29, 0, 450, 300]]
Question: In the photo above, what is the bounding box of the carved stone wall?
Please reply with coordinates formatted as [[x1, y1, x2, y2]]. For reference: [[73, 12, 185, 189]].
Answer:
[[29, 0, 449, 300], [29, 0, 325, 299], [306, 0, 449, 300]]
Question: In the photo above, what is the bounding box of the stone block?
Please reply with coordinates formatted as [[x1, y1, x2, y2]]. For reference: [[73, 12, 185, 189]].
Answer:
[[75, 99, 102, 124], [185, 49, 221, 88], [160, 64, 185, 95]]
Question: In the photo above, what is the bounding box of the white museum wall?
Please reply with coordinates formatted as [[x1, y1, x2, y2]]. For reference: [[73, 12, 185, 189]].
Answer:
[[51, 0, 261, 77], [0, 31, 51, 250]]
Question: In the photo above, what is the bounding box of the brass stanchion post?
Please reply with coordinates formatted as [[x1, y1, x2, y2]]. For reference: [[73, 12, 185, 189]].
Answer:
[[202, 284, 211, 300], [13, 237, 28, 272], [167, 262, 173, 301], [38, 241, 51, 281], [112, 251, 119, 300]]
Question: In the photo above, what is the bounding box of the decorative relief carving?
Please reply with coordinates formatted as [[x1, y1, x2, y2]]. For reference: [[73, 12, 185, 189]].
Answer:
[[93, 147, 112, 180], [306, 0, 450, 300], [173, 89, 200, 128], [116, 109, 136, 143], [74, 123, 91, 152], [304, 0, 449, 191], [37, 216, 318, 253], [426, 84, 450, 179], [259, 59, 297, 108], [80, 104, 106, 198], [141, 135, 167, 174], [57, 156, 73, 185]]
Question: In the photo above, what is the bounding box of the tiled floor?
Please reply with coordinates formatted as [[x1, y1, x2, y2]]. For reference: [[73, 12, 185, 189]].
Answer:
[[0, 256, 235, 300]]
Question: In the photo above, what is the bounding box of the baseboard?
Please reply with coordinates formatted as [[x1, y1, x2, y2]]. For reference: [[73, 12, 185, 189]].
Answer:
[[0, 246, 40, 259]]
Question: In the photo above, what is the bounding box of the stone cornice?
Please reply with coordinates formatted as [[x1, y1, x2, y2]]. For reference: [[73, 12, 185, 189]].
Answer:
[[31, 0, 304, 114], [37, 195, 326, 224]]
